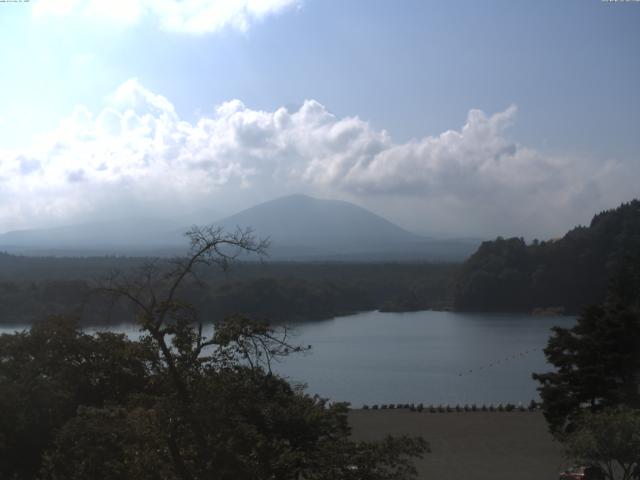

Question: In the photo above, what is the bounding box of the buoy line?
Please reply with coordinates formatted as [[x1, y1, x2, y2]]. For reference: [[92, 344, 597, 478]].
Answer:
[[457, 348, 540, 376]]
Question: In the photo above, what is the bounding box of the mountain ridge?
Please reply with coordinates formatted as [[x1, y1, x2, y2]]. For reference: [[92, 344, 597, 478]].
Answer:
[[0, 194, 478, 260], [214, 194, 421, 249]]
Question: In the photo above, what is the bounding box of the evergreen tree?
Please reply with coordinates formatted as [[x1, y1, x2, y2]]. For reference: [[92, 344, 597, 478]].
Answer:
[[533, 258, 640, 436]]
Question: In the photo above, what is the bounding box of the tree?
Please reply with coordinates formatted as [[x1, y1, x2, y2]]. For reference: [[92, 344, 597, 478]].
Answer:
[[8, 228, 428, 480], [455, 200, 640, 313], [41, 405, 172, 480], [563, 407, 640, 480], [0, 316, 155, 479], [533, 258, 640, 436]]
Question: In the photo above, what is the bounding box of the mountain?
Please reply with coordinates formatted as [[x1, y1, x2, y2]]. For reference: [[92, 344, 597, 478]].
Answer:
[[0, 218, 186, 256], [217, 194, 416, 248], [214, 194, 476, 261], [453, 199, 640, 313], [0, 195, 478, 260]]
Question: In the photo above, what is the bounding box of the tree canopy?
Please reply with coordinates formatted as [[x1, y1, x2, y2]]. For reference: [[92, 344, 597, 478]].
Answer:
[[0, 226, 428, 480], [533, 257, 640, 436], [563, 407, 640, 480], [0, 252, 455, 326], [455, 200, 640, 312]]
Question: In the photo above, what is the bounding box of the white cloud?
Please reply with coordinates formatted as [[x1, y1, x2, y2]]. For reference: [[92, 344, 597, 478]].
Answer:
[[0, 79, 635, 236], [33, 0, 300, 34]]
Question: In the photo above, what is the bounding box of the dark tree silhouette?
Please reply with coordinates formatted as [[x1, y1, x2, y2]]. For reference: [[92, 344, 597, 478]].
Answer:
[[455, 200, 640, 313], [533, 258, 640, 436]]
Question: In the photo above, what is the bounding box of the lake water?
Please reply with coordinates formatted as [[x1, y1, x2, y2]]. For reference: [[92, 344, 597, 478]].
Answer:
[[1, 310, 574, 407]]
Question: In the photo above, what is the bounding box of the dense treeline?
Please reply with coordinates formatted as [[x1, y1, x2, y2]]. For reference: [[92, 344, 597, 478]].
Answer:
[[0, 251, 148, 281], [0, 256, 455, 325], [454, 200, 640, 313]]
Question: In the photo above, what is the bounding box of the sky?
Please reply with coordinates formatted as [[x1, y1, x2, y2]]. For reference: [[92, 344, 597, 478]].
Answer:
[[0, 0, 638, 238]]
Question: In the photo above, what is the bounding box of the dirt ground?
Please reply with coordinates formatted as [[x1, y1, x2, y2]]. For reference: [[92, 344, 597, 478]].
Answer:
[[349, 409, 568, 480]]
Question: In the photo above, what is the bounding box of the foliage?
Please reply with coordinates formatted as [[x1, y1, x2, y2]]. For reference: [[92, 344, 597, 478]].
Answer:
[[533, 258, 640, 436], [203, 277, 372, 322], [563, 407, 640, 480], [0, 253, 456, 325], [0, 226, 428, 480], [454, 200, 640, 312], [41, 405, 171, 480], [0, 317, 155, 479]]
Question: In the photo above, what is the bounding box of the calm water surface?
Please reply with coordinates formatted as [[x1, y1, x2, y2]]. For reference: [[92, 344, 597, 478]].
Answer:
[[1, 310, 574, 407]]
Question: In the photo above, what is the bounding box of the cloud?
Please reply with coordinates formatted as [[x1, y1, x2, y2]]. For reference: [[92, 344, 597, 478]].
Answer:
[[0, 79, 635, 236], [33, 0, 300, 34]]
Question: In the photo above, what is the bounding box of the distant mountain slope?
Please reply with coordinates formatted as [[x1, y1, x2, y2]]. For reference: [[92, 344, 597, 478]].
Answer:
[[215, 194, 477, 261], [217, 194, 418, 249], [0, 195, 478, 260], [0, 218, 186, 255], [453, 200, 640, 313]]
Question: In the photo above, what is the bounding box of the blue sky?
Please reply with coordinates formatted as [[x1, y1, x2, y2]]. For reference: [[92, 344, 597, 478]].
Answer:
[[0, 0, 639, 237]]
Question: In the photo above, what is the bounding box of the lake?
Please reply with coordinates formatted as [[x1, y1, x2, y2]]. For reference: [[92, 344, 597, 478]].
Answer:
[[1, 310, 574, 407]]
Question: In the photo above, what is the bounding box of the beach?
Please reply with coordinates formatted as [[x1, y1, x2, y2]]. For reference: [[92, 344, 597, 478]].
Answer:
[[349, 409, 566, 480]]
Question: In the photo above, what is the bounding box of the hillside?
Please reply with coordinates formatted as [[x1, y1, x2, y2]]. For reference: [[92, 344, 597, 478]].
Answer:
[[215, 194, 477, 261], [453, 200, 640, 313], [0, 218, 185, 256], [0, 195, 477, 261], [218, 194, 419, 248]]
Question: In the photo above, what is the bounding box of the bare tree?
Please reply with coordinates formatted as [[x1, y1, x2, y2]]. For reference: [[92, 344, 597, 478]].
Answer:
[[99, 225, 305, 479], [92, 225, 426, 480]]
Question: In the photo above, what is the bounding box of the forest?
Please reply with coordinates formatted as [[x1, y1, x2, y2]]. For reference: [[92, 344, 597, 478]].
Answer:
[[0, 255, 455, 325], [454, 200, 640, 313], [2, 200, 640, 325]]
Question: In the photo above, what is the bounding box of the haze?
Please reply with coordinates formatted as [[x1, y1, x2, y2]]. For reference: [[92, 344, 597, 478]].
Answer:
[[1, 0, 639, 240]]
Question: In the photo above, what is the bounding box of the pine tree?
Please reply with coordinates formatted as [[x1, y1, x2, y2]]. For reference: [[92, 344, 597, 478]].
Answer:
[[533, 258, 640, 436]]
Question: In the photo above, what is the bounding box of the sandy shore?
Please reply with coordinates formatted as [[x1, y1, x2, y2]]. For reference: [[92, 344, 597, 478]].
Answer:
[[349, 409, 567, 480]]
